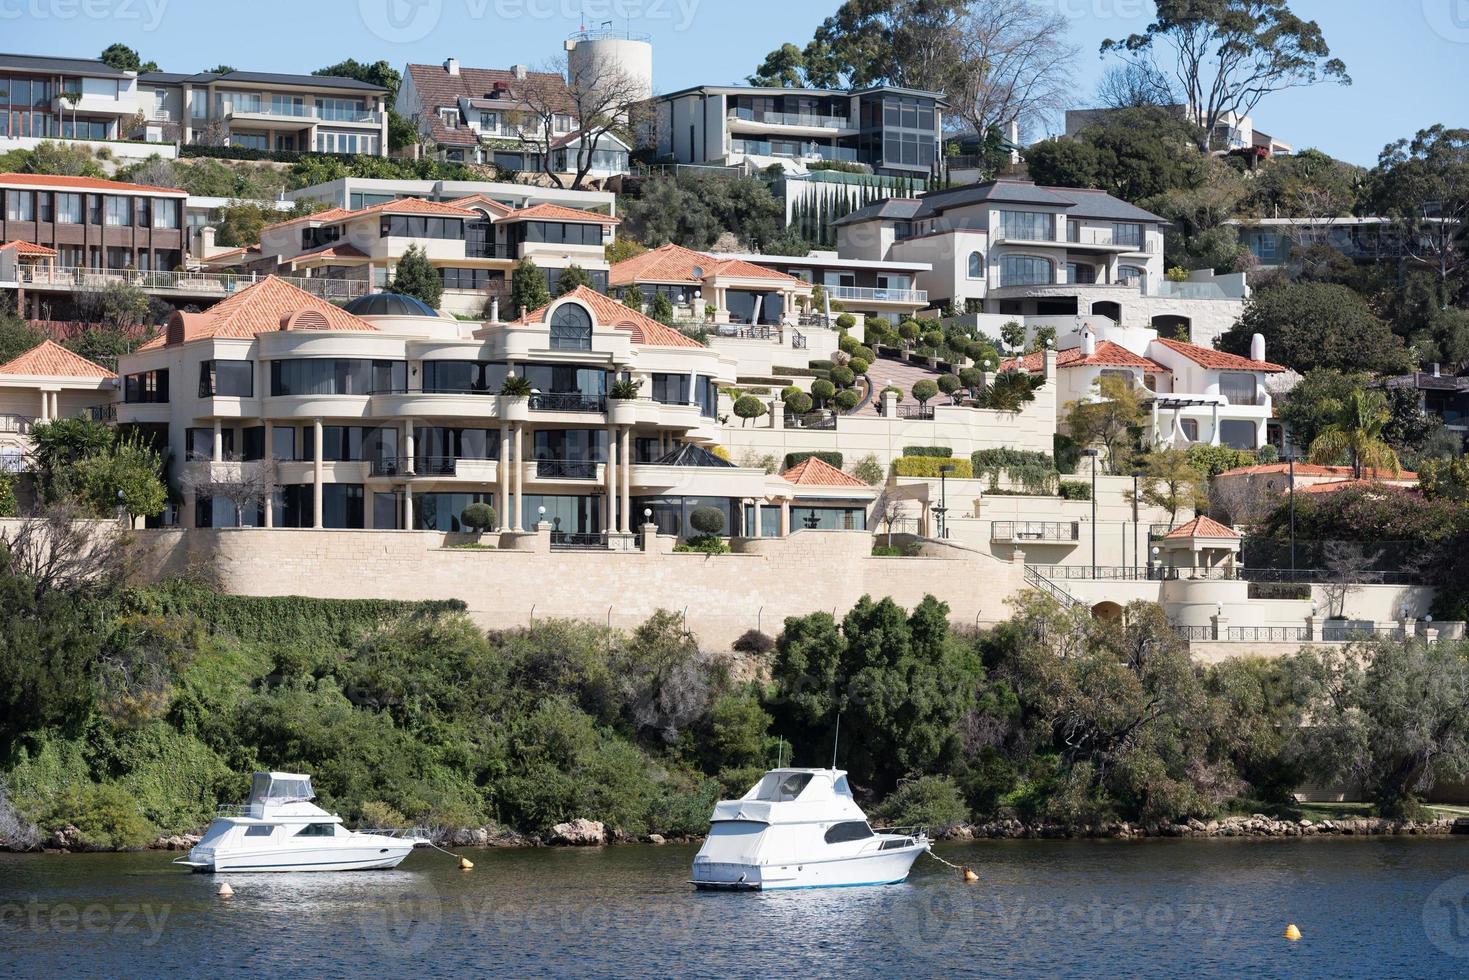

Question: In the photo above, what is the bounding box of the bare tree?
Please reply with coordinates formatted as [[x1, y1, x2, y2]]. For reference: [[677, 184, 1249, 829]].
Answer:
[[950, 0, 1076, 142], [1320, 541, 1383, 619], [516, 54, 647, 190], [0, 502, 132, 599], [179, 459, 277, 527], [1207, 475, 1277, 528], [1095, 62, 1177, 109]]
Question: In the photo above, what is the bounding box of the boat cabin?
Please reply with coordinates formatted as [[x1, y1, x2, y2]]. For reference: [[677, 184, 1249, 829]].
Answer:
[[246, 771, 317, 817]]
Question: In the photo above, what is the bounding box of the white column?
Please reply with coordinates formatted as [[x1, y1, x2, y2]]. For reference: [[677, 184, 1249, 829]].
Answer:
[[1150, 401, 1159, 447], [404, 417, 416, 474], [38, 390, 49, 422], [402, 484, 413, 531], [312, 418, 323, 529], [779, 499, 790, 537], [499, 423, 511, 530], [512, 425, 524, 531], [619, 427, 631, 534], [605, 424, 617, 533], [1210, 402, 1220, 446], [262, 420, 275, 528], [50, 392, 60, 419], [753, 499, 763, 538], [212, 420, 223, 462]]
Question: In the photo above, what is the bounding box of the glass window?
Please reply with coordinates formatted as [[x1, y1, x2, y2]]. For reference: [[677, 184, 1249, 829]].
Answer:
[[198, 360, 253, 397], [997, 211, 1053, 241], [824, 821, 874, 844], [412, 492, 496, 532], [1067, 262, 1097, 284], [321, 484, 365, 529], [5, 190, 34, 221], [270, 359, 403, 396], [104, 195, 131, 226], [373, 492, 402, 530], [1180, 418, 1199, 441], [153, 198, 180, 229], [967, 251, 984, 279], [790, 505, 867, 531], [1118, 265, 1146, 285], [243, 826, 275, 837], [998, 255, 1053, 286], [1219, 419, 1257, 450], [271, 425, 297, 461], [1113, 222, 1143, 247], [55, 192, 82, 223], [421, 360, 505, 394], [295, 824, 337, 837], [123, 369, 169, 403], [549, 302, 593, 351], [1219, 372, 1258, 405]]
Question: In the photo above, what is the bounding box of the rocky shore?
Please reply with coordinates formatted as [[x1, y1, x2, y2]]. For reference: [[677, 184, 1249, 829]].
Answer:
[[10, 813, 1460, 854]]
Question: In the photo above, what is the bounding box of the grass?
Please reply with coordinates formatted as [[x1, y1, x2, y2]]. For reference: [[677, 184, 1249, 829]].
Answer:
[[446, 542, 496, 550]]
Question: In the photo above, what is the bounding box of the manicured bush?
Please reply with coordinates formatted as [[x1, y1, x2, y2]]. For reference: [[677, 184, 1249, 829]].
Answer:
[[971, 449, 1058, 494], [881, 385, 904, 402], [937, 373, 962, 398], [784, 391, 813, 414], [688, 506, 727, 536], [911, 379, 939, 405], [898, 321, 920, 342], [834, 389, 860, 412], [838, 333, 859, 354], [732, 394, 768, 425], [892, 457, 973, 478], [808, 359, 834, 372], [835, 313, 856, 329], [830, 365, 855, 388], [675, 535, 730, 555], [921, 329, 944, 349], [903, 446, 953, 458], [848, 357, 870, 376], [781, 384, 804, 403], [460, 502, 496, 532], [855, 346, 876, 364], [810, 379, 836, 405], [1058, 480, 1092, 501], [783, 451, 843, 471]]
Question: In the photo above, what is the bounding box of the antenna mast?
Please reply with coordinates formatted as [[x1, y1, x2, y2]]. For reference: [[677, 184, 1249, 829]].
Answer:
[[830, 713, 841, 771]]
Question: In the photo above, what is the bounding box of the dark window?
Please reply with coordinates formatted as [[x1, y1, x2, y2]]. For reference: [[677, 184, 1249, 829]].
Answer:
[[243, 826, 275, 837], [321, 484, 365, 529], [380, 215, 464, 240], [549, 303, 593, 351], [440, 267, 502, 290], [123, 369, 169, 403], [294, 824, 336, 837], [198, 360, 253, 397], [824, 821, 874, 844], [275, 485, 313, 528], [270, 359, 404, 396], [241, 426, 265, 461], [421, 360, 506, 394], [412, 491, 496, 532], [271, 425, 298, 461]]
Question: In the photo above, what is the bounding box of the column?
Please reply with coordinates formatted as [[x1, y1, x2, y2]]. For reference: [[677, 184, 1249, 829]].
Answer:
[[1150, 401, 1159, 447], [604, 424, 617, 534], [779, 499, 790, 537], [403, 484, 413, 531], [262, 422, 275, 529], [499, 423, 511, 530], [404, 417, 416, 474], [619, 427, 631, 534], [311, 418, 324, 529], [38, 390, 49, 423], [753, 499, 763, 538], [50, 392, 60, 420], [1210, 402, 1220, 446], [512, 425, 524, 531], [212, 420, 223, 462]]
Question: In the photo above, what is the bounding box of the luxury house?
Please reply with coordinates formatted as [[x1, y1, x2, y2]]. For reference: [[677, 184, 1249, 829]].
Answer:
[[610, 243, 813, 328], [651, 84, 946, 180], [0, 51, 146, 148], [202, 195, 619, 317], [1064, 106, 1292, 159], [709, 249, 931, 325], [396, 58, 631, 178], [0, 339, 115, 474], [283, 176, 616, 217]]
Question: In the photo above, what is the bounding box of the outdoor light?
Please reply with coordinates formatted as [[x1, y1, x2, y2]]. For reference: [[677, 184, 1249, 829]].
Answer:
[[1310, 601, 1318, 615], [537, 506, 546, 517], [1216, 601, 1223, 617], [643, 508, 652, 519], [1426, 615, 1433, 624]]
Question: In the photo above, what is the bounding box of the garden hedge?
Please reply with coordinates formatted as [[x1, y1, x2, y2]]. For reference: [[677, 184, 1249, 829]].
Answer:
[[892, 457, 973, 478], [783, 451, 843, 471]]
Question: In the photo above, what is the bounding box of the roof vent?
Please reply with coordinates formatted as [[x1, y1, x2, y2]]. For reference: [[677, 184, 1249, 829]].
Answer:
[[444, 57, 459, 76], [512, 64, 528, 80], [279, 309, 331, 332]]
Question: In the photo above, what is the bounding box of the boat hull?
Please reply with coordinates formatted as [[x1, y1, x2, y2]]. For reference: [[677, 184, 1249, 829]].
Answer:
[[691, 842, 928, 890], [176, 841, 417, 873]]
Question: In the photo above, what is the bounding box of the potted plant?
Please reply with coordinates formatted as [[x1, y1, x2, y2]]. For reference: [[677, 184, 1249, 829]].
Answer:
[[608, 376, 643, 424], [499, 373, 532, 421]]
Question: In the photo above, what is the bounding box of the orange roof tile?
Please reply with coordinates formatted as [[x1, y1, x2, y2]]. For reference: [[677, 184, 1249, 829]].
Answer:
[[1163, 515, 1240, 539], [1000, 341, 1169, 374], [516, 286, 704, 349], [780, 455, 871, 489], [495, 202, 619, 225], [610, 243, 804, 287], [0, 340, 114, 378], [147, 276, 378, 348], [445, 193, 514, 216], [261, 198, 476, 235], [0, 172, 186, 195], [0, 240, 57, 256], [1154, 337, 1284, 372]]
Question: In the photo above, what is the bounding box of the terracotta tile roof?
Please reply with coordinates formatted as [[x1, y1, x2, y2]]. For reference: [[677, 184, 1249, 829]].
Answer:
[[293, 243, 370, 262], [0, 239, 57, 256], [404, 62, 572, 148], [143, 276, 378, 348], [1153, 337, 1285, 372], [1216, 462, 1417, 480], [446, 194, 514, 216], [496, 202, 618, 225], [262, 198, 475, 234], [781, 456, 870, 489], [1295, 479, 1416, 496], [0, 172, 186, 195], [0, 339, 114, 378], [261, 207, 354, 233], [516, 286, 704, 349], [1163, 515, 1240, 539], [1000, 341, 1169, 374], [610, 243, 805, 287]]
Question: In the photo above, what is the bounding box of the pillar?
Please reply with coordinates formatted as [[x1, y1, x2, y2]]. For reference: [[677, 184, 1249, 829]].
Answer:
[[779, 498, 790, 537], [619, 427, 631, 534], [311, 418, 323, 529], [212, 420, 223, 462], [404, 417, 416, 474], [1150, 401, 1159, 447], [604, 423, 617, 533], [403, 484, 413, 531], [1210, 402, 1220, 446], [512, 424, 524, 531], [38, 390, 49, 422], [753, 499, 763, 538], [499, 422, 511, 530], [51, 392, 60, 420]]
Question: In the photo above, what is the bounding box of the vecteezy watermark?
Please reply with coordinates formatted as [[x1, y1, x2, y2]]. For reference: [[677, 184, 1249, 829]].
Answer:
[[0, 0, 169, 29], [1422, 0, 1469, 43], [357, 0, 702, 43], [355, 876, 443, 959], [0, 900, 171, 946], [991, 896, 1236, 944], [1424, 875, 1469, 958], [1034, 0, 1151, 22]]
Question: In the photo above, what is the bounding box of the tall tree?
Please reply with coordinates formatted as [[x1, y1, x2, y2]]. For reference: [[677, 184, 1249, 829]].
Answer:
[[516, 54, 646, 190], [510, 258, 551, 317], [1307, 389, 1400, 479], [950, 0, 1075, 142], [314, 59, 403, 102], [1217, 281, 1408, 375], [98, 44, 157, 73], [1366, 125, 1469, 306], [389, 245, 443, 310], [1101, 0, 1349, 153], [747, 43, 808, 87]]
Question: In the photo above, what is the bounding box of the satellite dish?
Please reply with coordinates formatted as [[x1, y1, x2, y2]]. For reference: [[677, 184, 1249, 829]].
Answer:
[[691, 265, 705, 279]]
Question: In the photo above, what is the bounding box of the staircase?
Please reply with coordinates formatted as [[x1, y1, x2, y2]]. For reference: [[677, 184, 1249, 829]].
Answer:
[[1023, 564, 1082, 609]]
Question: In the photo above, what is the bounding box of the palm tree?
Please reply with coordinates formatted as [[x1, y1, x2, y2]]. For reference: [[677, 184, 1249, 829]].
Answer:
[[1308, 390, 1400, 479], [981, 369, 1042, 412]]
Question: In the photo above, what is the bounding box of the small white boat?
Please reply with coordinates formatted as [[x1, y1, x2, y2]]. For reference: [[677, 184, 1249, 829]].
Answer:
[[174, 772, 427, 873], [690, 767, 930, 890]]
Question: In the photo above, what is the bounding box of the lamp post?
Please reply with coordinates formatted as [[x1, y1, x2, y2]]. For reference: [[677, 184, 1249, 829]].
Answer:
[[1286, 454, 1297, 575], [936, 463, 954, 539], [1081, 449, 1099, 577], [1131, 470, 1143, 579]]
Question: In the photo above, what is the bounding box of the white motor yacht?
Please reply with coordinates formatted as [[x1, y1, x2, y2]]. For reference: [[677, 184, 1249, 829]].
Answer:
[[174, 772, 427, 873], [690, 768, 930, 890]]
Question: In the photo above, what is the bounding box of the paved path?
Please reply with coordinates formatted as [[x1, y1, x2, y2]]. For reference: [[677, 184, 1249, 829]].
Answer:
[[854, 354, 947, 416]]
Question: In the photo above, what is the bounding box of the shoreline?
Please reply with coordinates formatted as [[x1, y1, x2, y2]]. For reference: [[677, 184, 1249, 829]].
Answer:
[[9, 813, 1461, 855]]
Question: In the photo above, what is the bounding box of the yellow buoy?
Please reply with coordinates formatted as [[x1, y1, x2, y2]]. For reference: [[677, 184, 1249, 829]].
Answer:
[[1284, 923, 1302, 941], [459, 856, 474, 871], [217, 882, 234, 898], [961, 867, 980, 883]]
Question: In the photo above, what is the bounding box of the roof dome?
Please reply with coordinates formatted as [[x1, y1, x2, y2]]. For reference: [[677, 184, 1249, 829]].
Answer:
[[341, 292, 445, 318]]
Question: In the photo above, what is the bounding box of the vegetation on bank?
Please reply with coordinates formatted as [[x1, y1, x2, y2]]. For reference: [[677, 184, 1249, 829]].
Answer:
[[4, 515, 1469, 851]]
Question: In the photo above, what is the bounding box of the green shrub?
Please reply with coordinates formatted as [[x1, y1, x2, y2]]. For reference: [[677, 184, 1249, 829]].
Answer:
[[835, 313, 856, 329], [1184, 445, 1257, 480], [1053, 433, 1082, 474], [873, 775, 969, 829], [733, 394, 768, 424], [1248, 582, 1311, 600], [971, 449, 1059, 495], [893, 457, 973, 478], [830, 365, 855, 388], [911, 379, 939, 405], [810, 379, 836, 404], [461, 502, 495, 532], [808, 359, 834, 372], [675, 535, 730, 555], [834, 389, 860, 412], [937, 373, 962, 398], [688, 506, 727, 536], [850, 454, 885, 485], [784, 391, 813, 414], [855, 346, 876, 363], [838, 333, 859, 354], [781, 384, 804, 403], [848, 357, 870, 375], [1058, 480, 1092, 501], [903, 446, 953, 458], [42, 783, 156, 850], [783, 451, 843, 471], [0, 472, 15, 517]]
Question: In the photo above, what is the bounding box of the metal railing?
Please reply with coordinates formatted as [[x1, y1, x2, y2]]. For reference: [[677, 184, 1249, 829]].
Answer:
[[0, 414, 35, 435], [1023, 565, 1081, 608], [785, 410, 837, 430], [1029, 564, 1156, 581], [535, 458, 598, 479], [1227, 626, 1311, 642], [1172, 625, 1214, 641], [1238, 567, 1423, 586], [896, 405, 935, 420], [710, 324, 776, 341], [1065, 229, 1155, 252], [825, 285, 928, 305], [370, 456, 469, 477], [992, 521, 1080, 542], [551, 531, 606, 549], [220, 101, 381, 124], [14, 265, 371, 300], [1322, 623, 1405, 642], [792, 330, 808, 350], [728, 108, 852, 129], [528, 392, 605, 413]]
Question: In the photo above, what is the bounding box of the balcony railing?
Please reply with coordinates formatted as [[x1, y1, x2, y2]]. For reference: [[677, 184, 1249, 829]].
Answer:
[[728, 108, 852, 129], [551, 531, 606, 549], [895, 404, 934, 420], [785, 410, 838, 430], [535, 458, 599, 479], [992, 521, 1080, 542], [528, 392, 605, 413], [730, 139, 859, 163], [0, 414, 35, 435], [1065, 229, 1155, 252], [825, 285, 928, 305], [12, 266, 370, 301], [219, 101, 381, 124], [1227, 626, 1311, 642], [370, 456, 475, 477], [1029, 564, 1157, 581]]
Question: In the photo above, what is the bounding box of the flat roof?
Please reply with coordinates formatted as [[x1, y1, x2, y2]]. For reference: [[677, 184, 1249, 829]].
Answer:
[[0, 51, 129, 77], [139, 69, 385, 93], [657, 82, 947, 105], [716, 250, 931, 273]]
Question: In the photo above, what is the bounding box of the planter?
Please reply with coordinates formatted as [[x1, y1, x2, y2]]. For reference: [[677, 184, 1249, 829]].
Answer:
[[499, 394, 529, 421], [607, 398, 641, 425]]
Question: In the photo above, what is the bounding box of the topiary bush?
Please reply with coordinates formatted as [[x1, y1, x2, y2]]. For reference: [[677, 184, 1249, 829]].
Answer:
[[892, 457, 972, 478], [1058, 480, 1092, 501], [848, 357, 870, 376], [688, 506, 727, 536], [733, 394, 768, 425], [855, 346, 876, 363], [937, 373, 962, 399], [911, 379, 939, 405], [830, 365, 855, 388], [808, 359, 834, 372], [781, 384, 804, 403], [903, 446, 953, 457], [838, 333, 859, 354], [784, 391, 813, 414], [834, 389, 860, 412], [783, 451, 843, 471], [835, 313, 856, 330], [460, 502, 496, 533], [810, 379, 836, 405]]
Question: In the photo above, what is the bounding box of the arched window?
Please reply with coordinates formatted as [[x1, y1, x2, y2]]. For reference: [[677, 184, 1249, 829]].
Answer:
[[967, 251, 985, 279], [549, 302, 592, 351], [1118, 265, 1146, 287], [998, 255, 1053, 286]]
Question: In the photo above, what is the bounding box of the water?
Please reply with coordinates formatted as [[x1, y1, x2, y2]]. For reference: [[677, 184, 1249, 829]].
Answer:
[[3, 837, 1468, 977]]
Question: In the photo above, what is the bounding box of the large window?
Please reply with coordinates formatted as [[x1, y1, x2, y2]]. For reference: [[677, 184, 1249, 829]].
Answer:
[[998, 255, 1054, 286], [123, 369, 169, 403], [421, 360, 507, 394], [270, 359, 404, 396], [635, 496, 738, 538], [321, 484, 365, 529], [439, 267, 501, 290], [5, 190, 34, 221], [521, 363, 607, 403], [198, 360, 253, 397], [414, 426, 499, 464], [1219, 419, 1257, 450], [1066, 262, 1097, 284], [153, 198, 180, 229], [1118, 265, 1146, 286], [308, 425, 399, 464], [790, 504, 867, 531], [413, 492, 496, 532], [511, 221, 603, 246], [1113, 222, 1144, 248], [549, 303, 593, 351], [379, 214, 464, 239], [997, 211, 1054, 241], [967, 251, 985, 279], [520, 494, 600, 536], [104, 195, 131, 226], [532, 429, 607, 469], [55, 192, 82, 224], [1219, 372, 1258, 405], [650, 374, 716, 416]]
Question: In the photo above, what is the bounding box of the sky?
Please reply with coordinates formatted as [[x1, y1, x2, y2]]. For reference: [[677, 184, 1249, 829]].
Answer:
[[4, 0, 1465, 166]]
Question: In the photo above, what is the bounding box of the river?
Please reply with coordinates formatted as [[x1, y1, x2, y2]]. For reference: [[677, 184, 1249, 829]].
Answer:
[[2, 837, 1467, 977]]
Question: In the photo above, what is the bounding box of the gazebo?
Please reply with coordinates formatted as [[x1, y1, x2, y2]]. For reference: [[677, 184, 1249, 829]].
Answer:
[[1156, 515, 1241, 577]]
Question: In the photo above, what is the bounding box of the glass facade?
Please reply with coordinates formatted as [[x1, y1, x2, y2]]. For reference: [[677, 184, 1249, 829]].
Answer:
[[521, 494, 601, 535], [414, 426, 500, 463], [123, 369, 169, 403], [421, 360, 507, 394], [379, 215, 464, 239], [999, 255, 1054, 286], [413, 492, 495, 532], [506, 220, 603, 246], [198, 360, 253, 397], [791, 504, 868, 531], [270, 359, 405, 396], [998, 210, 1054, 241], [635, 496, 738, 538], [549, 303, 593, 351]]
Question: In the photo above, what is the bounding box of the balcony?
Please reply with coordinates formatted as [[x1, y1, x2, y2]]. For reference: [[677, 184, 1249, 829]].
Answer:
[[12, 266, 371, 302], [0, 414, 35, 436], [1064, 228, 1156, 253], [528, 392, 605, 413], [729, 138, 859, 163], [534, 458, 599, 480], [825, 285, 928, 306], [992, 521, 1080, 544], [727, 108, 853, 131], [219, 101, 382, 126]]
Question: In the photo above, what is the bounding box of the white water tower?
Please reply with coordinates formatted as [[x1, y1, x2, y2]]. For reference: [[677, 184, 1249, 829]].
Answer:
[[566, 25, 653, 104]]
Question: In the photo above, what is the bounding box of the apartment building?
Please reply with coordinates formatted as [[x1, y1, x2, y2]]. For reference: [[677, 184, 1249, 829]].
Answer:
[[835, 179, 1248, 348], [397, 58, 630, 177], [652, 84, 945, 179], [206, 193, 618, 317]]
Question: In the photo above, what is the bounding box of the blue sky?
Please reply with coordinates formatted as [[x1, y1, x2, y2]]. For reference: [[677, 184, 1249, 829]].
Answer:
[[6, 0, 1465, 166]]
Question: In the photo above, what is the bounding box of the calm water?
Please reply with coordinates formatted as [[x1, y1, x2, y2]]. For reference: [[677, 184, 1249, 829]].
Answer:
[[3, 837, 1469, 977]]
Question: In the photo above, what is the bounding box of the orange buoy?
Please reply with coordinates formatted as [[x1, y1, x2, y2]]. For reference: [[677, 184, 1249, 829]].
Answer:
[[1284, 923, 1302, 941], [459, 856, 474, 870], [961, 866, 979, 883]]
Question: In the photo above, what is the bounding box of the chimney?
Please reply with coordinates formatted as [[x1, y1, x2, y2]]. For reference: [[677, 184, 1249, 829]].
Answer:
[[1007, 119, 1020, 166], [1250, 332, 1265, 363], [490, 296, 500, 323], [1433, 362, 1441, 378], [444, 58, 459, 76], [1081, 327, 1095, 357], [512, 64, 528, 80]]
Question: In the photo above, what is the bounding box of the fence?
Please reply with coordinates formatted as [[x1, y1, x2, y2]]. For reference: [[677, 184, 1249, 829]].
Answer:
[[992, 521, 1080, 542]]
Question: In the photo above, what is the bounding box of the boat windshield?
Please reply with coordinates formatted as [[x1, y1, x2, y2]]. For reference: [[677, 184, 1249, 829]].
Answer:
[[753, 772, 814, 802], [250, 773, 315, 805]]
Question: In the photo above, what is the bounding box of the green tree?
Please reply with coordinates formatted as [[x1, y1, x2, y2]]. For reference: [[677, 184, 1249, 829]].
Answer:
[[1025, 107, 1206, 203], [621, 172, 784, 250], [1065, 375, 1146, 473], [911, 378, 938, 407], [811, 378, 837, 408], [73, 435, 167, 518], [732, 394, 767, 426], [0, 309, 43, 365], [981, 369, 1043, 412], [1133, 449, 1209, 528], [1217, 282, 1408, 374], [28, 417, 113, 503], [510, 258, 551, 317], [649, 292, 674, 326], [555, 264, 592, 296], [21, 141, 104, 177], [388, 245, 443, 310], [215, 199, 320, 248], [63, 327, 142, 368], [203, 64, 236, 75], [747, 42, 808, 87], [314, 59, 402, 101], [1278, 369, 1370, 452], [99, 43, 158, 73], [1366, 125, 1469, 303], [1307, 389, 1400, 478]]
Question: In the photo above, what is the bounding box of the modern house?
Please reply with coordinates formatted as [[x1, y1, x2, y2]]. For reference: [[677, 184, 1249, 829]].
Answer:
[[396, 58, 631, 178], [650, 84, 945, 179], [610, 243, 812, 329], [1231, 216, 1419, 268], [284, 175, 615, 217], [204, 194, 618, 318], [137, 69, 389, 156], [0, 51, 149, 149], [834, 179, 1248, 348], [708, 249, 931, 325]]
